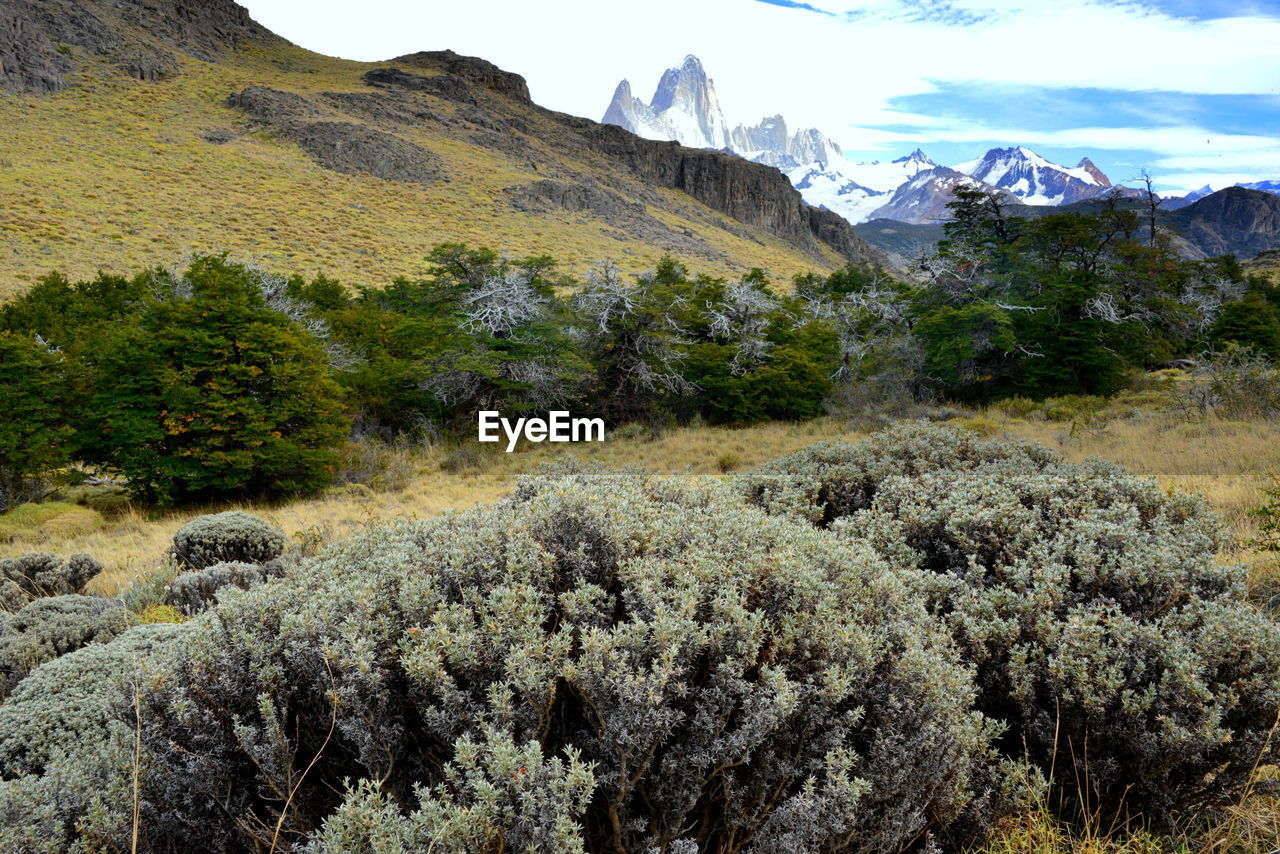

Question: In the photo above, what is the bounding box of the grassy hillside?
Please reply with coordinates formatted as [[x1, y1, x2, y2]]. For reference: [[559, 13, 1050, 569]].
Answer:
[[0, 41, 843, 297]]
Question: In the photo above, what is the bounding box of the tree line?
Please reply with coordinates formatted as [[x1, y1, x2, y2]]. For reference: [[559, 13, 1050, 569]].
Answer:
[[2, 189, 1277, 507]]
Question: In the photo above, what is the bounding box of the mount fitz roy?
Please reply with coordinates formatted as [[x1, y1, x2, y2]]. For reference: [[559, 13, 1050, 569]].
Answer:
[[604, 56, 1128, 225], [604, 56, 843, 170]]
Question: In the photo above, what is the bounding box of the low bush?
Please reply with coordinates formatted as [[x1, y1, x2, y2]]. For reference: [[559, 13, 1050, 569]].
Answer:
[[0, 552, 104, 611], [133, 475, 994, 853], [165, 560, 283, 616], [0, 623, 190, 852], [990, 396, 1040, 419], [742, 422, 1280, 824], [1172, 346, 1280, 421], [0, 622, 189, 777], [170, 510, 286, 570], [738, 421, 1056, 527], [335, 438, 421, 493], [0, 594, 136, 699]]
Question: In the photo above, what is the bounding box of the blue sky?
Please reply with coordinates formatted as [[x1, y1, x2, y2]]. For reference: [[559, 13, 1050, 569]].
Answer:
[[240, 0, 1280, 194]]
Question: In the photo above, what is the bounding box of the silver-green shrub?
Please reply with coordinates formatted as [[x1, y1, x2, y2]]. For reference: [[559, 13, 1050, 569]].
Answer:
[[170, 510, 286, 570], [738, 421, 1056, 526], [0, 594, 136, 699], [165, 559, 283, 616], [0, 623, 190, 852], [0, 553, 104, 611], [0, 623, 188, 776], [744, 422, 1280, 822], [135, 475, 994, 853], [309, 727, 595, 854]]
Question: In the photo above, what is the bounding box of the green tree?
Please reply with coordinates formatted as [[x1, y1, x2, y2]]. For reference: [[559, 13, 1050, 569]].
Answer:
[[1212, 292, 1280, 358], [0, 333, 77, 511], [80, 256, 349, 504], [915, 304, 1016, 398]]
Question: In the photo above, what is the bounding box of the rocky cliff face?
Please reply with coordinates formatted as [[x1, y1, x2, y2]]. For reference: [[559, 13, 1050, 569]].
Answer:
[[387, 50, 531, 103], [229, 85, 446, 184], [0, 0, 273, 91], [561, 117, 882, 267], [1168, 187, 1280, 259]]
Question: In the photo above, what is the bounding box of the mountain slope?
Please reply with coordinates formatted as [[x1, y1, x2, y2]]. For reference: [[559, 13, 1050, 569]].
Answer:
[[0, 5, 880, 294], [1167, 187, 1280, 259], [866, 166, 1009, 225]]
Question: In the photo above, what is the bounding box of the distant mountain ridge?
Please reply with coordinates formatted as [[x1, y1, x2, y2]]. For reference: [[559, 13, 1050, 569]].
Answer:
[[856, 187, 1280, 269], [601, 56, 1274, 228]]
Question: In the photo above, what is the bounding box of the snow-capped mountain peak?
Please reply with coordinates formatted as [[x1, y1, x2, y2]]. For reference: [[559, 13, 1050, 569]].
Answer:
[[1076, 157, 1112, 188], [602, 59, 1137, 226], [601, 54, 732, 150], [602, 54, 846, 173], [893, 148, 936, 167], [955, 146, 1111, 206]]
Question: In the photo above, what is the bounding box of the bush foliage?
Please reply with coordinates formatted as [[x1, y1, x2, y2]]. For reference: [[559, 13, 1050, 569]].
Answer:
[[0, 552, 104, 611], [166, 559, 283, 615], [0, 594, 136, 699], [0, 623, 189, 853], [131, 475, 991, 853], [170, 510, 286, 570], [741, 422, 1280, 822]]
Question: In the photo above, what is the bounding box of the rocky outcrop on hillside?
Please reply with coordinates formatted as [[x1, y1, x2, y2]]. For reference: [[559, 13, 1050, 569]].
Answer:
[[362, 63, 885, 267], [228, 85, 445, 184], [0, 0, 273, 91], [561, 118, 882, 267], [387, 50, 531, 103], [1, 11, 74, 92], [504, 179, 644, 223]]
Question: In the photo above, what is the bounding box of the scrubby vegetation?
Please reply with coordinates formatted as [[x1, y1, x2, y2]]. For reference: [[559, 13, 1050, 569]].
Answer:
[[742, 423, 1280, 825], [0, 594, 135, 699], [166, 559, 282, 615], [0, 552, 104, 611], [0, 425, 1273, 852]]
